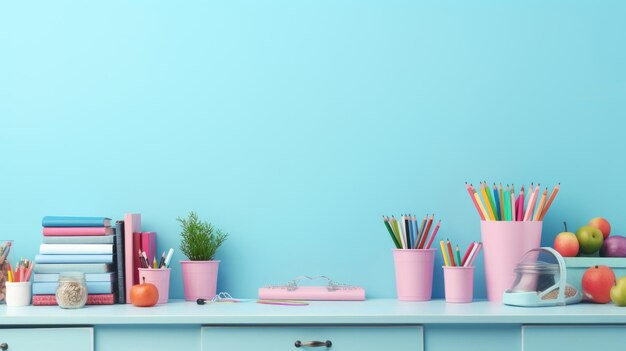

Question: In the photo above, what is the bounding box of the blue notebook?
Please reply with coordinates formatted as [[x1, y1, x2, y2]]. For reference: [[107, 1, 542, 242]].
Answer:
[[33, 281, 115, 294], [42, 216, 111, 227], [34, 273, 116, 282], [34, 263, 113, 274], [35, 254, 113, 264]]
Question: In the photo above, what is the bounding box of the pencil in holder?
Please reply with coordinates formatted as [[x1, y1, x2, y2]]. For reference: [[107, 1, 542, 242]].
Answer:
[[443, 266, 474, 303], [392, 249, 436, 301], [481, 221, 542, 302]]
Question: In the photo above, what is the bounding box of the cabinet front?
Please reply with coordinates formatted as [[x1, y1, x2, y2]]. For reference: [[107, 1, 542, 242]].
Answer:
[[202, 326, 423, 351], [0, 327, 93, 351], [523, 326, 626, 351]]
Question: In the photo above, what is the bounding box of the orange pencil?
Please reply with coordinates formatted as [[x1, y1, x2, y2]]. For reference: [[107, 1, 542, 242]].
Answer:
[[539, 183, 560, 220], [533, 187, 548, 221], [446, 240, 457, 266]]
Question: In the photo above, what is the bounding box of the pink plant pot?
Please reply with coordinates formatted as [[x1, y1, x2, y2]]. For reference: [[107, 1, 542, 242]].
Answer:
[[180, 260, 220, 301]]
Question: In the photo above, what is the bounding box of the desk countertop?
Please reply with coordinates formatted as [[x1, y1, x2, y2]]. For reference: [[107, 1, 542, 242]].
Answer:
[[2, 299, 626, 325]]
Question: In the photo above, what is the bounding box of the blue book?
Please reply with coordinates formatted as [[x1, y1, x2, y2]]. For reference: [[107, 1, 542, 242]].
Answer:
[[42, 235, 115, 244], [35, 254, 114, 264], [42, 216, 111, 227], [34, 263, 113, 274], [33, 281, 115, 294], [34, 273, 116, 282]]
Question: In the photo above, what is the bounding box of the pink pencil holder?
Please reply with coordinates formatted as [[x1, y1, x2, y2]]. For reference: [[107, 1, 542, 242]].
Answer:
[[480, 221, 542, 302], [443, 266, 474, 303], [393, 249, 436, 301], [138, 268, 170, 304]]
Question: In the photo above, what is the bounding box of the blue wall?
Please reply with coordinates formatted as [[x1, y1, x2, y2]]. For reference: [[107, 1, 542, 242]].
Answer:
[[1, 0, 625, 299]]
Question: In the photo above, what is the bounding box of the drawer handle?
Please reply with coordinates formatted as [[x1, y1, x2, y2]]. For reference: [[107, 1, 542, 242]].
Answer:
[[0, 342, 8, 350], [294, 340, 332, 348]]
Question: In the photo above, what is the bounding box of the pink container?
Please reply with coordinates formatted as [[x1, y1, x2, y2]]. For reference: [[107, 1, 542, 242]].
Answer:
[[480, 221, 542, 302], [443, 266, 475, 303], [180, 260, 220, 301], [392, 249, 436, 301], [138, 268, 170, 304]]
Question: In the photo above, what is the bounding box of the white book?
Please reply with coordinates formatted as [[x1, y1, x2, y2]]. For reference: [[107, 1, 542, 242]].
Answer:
[[39, 244, 113, 255]]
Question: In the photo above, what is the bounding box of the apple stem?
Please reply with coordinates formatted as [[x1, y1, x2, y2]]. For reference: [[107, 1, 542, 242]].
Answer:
[[564, 221, 568, 233]]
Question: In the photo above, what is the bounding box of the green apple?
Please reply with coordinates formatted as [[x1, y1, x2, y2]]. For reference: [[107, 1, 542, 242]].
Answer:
[[576, 225, 604, 255], [610, 276, 626, 306]]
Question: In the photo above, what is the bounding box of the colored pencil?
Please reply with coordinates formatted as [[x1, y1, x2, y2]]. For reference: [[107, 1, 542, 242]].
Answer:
[[403, 215, 411, 249], [467, 243, 482, 267], [493, 184, 501, 221], [446, 240, 456, 266], [533, 188, 548, 221], [473, 191, 489, 220], [440, 240, 450, 267], [498, 183, 505, 221], [455, 246, 462, 267], [461, 242, 475, 266], [466, 183, 486, 220], [414, 215, 427, 249], [524, 183, 540, 221], [503, 186, 510, 221], [391, 216, 405, 249], [425, 220, 441, 249], [539, 183, 560, 220], [510, 185, 516, 222], [481, 182, 497, 221], [517, 186, 525, 221], [418, 214, 434, 249], [464, 242, 479, 267]]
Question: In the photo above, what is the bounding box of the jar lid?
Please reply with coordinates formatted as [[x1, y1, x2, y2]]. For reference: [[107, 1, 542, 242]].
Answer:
[[515, 262, 559, 274]]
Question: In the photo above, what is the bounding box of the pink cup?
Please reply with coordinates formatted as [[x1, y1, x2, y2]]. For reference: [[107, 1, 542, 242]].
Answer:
[[480, 221, 542, 302], [443, 266, 475, 303], [393, 249, 436, 301], [138, 268, 170, 304]]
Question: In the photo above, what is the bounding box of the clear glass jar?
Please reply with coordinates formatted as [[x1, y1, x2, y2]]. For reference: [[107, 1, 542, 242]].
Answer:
[[55, 272, 88, 308]]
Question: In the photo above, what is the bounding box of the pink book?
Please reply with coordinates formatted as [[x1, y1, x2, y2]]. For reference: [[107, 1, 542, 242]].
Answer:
[[43, 227, 113, 236], [141, 232, 157, 266], [124, 214, 141, 303], [133, 232, 141, 287]]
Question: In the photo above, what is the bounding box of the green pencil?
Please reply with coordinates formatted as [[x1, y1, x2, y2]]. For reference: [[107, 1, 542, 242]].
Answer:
[[455, 246, 462, 267], [504, 187, 511, 221], [484, 181, 498, 221], [383, 216, 401, 249]]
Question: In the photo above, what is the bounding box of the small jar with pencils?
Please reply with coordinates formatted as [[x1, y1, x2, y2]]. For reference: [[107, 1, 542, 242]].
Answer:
[[440, 240, 481, 303], [5, 257, 34, 307], [383, 214, 441, 301], [465, 181, 560, 302]]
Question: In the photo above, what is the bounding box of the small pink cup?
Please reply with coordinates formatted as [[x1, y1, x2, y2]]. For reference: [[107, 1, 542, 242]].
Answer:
[[443, 266, 475, 303], [138, 268, 170, 304], [393, 249, 436, 301]]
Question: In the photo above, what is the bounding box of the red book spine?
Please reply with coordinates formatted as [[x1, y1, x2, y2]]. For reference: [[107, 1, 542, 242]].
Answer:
[[32, 294, 116, 306]]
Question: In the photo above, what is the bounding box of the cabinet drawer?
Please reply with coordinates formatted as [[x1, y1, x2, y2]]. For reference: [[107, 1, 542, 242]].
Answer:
[[0, 327, 93, 351], [523, 326, 626, 351], [202, 326, 422, 351]]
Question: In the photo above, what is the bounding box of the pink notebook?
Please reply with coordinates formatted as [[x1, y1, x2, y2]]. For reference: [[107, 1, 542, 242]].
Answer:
[[141, 232, 157, 265], [124, 213, 141, 303], [43, 227, 113, 236], [258, 276, 365, 301]]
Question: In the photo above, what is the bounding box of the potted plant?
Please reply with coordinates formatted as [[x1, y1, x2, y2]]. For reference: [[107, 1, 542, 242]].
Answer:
[[178, 211, 228, 301]]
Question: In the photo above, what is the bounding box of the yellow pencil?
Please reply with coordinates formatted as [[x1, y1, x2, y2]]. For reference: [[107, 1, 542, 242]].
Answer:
[[498, 183, 505, 221], [440, 240, 450, 267], [533, 187, 549, 221], [473, 192, 490, 220], [480, 182, 496, 220]]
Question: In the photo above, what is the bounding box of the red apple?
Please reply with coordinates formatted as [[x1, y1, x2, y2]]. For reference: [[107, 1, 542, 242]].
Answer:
[[130, 277, 159, 307], [588, 217, 611, 239], [582, 265, 616, 303], [554, 222, 579, 257]]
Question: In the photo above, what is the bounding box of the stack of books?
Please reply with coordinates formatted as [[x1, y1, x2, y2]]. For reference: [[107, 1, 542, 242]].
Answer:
[[32, 216, 123, 306]]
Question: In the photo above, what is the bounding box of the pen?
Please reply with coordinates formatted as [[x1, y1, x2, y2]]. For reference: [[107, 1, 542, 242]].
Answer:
[[164, 248, 174, 268], [158, 252, 166, 268]]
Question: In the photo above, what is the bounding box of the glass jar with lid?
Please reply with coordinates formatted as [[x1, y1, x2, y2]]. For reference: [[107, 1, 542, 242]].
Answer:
[[56, 272, 88, 308]]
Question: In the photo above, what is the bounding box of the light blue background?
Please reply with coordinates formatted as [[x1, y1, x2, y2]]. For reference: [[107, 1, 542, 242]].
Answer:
[[1, 0, 624, 299]]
